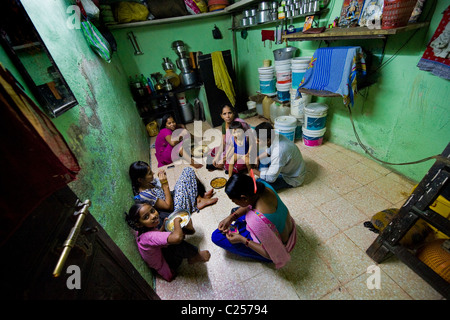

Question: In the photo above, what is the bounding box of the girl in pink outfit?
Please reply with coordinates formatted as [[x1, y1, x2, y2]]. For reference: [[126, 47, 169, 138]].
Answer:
[[155, 114, 202, 168], [125, 201, 210, 282]]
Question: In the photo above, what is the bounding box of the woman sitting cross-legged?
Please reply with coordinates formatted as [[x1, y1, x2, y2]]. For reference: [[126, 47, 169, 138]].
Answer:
[[129, 161, 217, 216], [211, 173, 297, 268]]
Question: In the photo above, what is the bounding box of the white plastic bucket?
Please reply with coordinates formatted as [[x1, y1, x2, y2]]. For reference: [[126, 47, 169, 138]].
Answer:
[[292, 56, 312, 65], [258, 66, 275, 74], [304, 103, 328, 131], [247, 101, 256, 110], [276, 82, 291, 101], [275, 115, 297, 142], [275, 64, 291, 84], [290, 89, 311, 117], [302, 127, 326, 147]]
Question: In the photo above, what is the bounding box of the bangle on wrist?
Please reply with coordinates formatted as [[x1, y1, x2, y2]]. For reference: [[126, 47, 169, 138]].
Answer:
[[245, 239, 250, 247], [160, 179, 168, 185], [231, 211, 238, 220]]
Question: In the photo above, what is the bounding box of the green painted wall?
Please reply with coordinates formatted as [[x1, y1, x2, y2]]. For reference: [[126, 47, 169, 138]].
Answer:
[[235, 1, 450, 183], [4, 0, 448, 291], [12, 0, 155, 286]]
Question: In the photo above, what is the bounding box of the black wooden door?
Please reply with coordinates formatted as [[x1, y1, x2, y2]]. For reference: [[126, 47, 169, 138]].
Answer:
[[0, 186, 159, 300]]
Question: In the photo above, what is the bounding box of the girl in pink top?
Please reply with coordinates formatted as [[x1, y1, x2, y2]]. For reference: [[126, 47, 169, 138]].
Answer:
[[155, 114, 202, 168], [125, 201, 210, 282]]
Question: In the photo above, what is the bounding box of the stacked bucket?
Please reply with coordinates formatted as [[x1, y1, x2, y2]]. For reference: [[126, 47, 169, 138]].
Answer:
[[274, 59, 291, 102], [302, 103, 328, 147], [258, 65, 276, 96], [290, 56, 311, 141]]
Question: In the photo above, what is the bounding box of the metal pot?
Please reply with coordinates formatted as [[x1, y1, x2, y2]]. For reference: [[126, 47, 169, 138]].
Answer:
[[256, 10, 272, 23], [241, 17, 249, 27], [248, 16, 257, 25], [258, 1, 270, 10]]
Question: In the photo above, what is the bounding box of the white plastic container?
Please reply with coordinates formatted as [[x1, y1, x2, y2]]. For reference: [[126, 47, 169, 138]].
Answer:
[[304, 103, 328, 131], [274, 115, 297, 141], [303, 127, 326, 147]]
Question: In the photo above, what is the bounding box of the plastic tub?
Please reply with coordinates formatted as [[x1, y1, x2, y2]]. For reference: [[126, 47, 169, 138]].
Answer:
[[259, 77, 276, 94], [302, 127, 326, 147], [275, 115, 297, 141], [304, 103, 328, 130]]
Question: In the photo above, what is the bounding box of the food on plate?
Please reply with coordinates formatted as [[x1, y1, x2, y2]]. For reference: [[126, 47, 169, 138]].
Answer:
[[210, 177, 227, 189]]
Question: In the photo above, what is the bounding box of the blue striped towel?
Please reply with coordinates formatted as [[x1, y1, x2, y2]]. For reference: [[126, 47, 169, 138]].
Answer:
[[298, 46, 366, 106]]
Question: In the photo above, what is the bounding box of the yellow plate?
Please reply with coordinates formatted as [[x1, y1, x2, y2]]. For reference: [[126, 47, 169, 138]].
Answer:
[[210, 177, 227, 189]]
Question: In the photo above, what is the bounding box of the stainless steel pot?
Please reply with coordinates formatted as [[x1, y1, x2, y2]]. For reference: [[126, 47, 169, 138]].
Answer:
[[256, 10, 271, 23], [258, 1, 270, 10], [241, 17, 249, 27]]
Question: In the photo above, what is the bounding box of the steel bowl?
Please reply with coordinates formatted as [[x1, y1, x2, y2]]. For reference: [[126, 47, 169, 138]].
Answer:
[[273, 47, 299, 61]]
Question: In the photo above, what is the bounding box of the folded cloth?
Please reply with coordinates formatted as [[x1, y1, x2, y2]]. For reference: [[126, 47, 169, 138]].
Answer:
[[298, 46, 366, 106], [211, 51, 236, 106], [417, 6, 450, 80]]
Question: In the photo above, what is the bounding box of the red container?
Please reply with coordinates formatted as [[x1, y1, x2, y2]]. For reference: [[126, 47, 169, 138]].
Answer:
[[382, 0, 417, 29]]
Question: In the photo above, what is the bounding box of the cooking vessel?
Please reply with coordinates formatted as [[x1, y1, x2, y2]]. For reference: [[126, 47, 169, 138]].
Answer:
[[256, 10, 272, 23], [273, 47, 298, 61]]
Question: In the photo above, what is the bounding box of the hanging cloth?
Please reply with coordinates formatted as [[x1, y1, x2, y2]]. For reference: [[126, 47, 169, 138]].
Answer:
[[298, 46, 366, 106], [417, 6, 450, 80], [211, 51, 236, 107], [0, 64, 80, 246]]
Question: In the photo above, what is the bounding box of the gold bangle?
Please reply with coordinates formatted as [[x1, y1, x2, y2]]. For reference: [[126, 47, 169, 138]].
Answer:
[[160, 179, 168, 185]]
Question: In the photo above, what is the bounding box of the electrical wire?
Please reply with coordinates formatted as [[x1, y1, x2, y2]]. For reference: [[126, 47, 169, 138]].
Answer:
[[346, 104, 448, 166]]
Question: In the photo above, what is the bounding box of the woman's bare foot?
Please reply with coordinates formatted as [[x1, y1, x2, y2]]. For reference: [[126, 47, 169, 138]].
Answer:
[[197, 197, 218, 210], [204, 189, 215, 198], [188, 250, 211, 264]]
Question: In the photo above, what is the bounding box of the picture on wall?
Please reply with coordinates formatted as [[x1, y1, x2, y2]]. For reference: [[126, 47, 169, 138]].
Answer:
[[303, 15, 314, 31], [339, 0, 366, 27]]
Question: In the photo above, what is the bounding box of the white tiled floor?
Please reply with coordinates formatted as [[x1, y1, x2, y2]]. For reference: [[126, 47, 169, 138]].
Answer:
[[149, 116, 444, 300]]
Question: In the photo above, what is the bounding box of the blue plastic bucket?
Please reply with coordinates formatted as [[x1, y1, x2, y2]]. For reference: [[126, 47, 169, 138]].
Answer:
[[291, 68, 307, 89], [276, 82, 291, 102], [259, 77, 276, 94]]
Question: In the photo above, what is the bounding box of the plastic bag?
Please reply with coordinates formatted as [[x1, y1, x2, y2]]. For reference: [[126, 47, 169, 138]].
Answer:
[[80, 0, 100, 20], [115, 2, 149, 23], [193, 0, 208, 13], [81, 20, 112, 63], [184, 0, 200, 14]]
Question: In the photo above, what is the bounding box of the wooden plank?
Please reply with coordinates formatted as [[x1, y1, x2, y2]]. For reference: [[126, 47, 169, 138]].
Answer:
[[283, 22, 430, 41], [108, 10, 228, 30]]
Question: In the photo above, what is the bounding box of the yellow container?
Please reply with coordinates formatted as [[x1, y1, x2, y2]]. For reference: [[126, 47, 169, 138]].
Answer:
[[146, 121, 158, 137]]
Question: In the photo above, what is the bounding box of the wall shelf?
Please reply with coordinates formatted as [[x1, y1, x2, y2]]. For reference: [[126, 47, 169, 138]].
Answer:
[[282, 22, 430, 41], [108, 0, 261, 30]]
